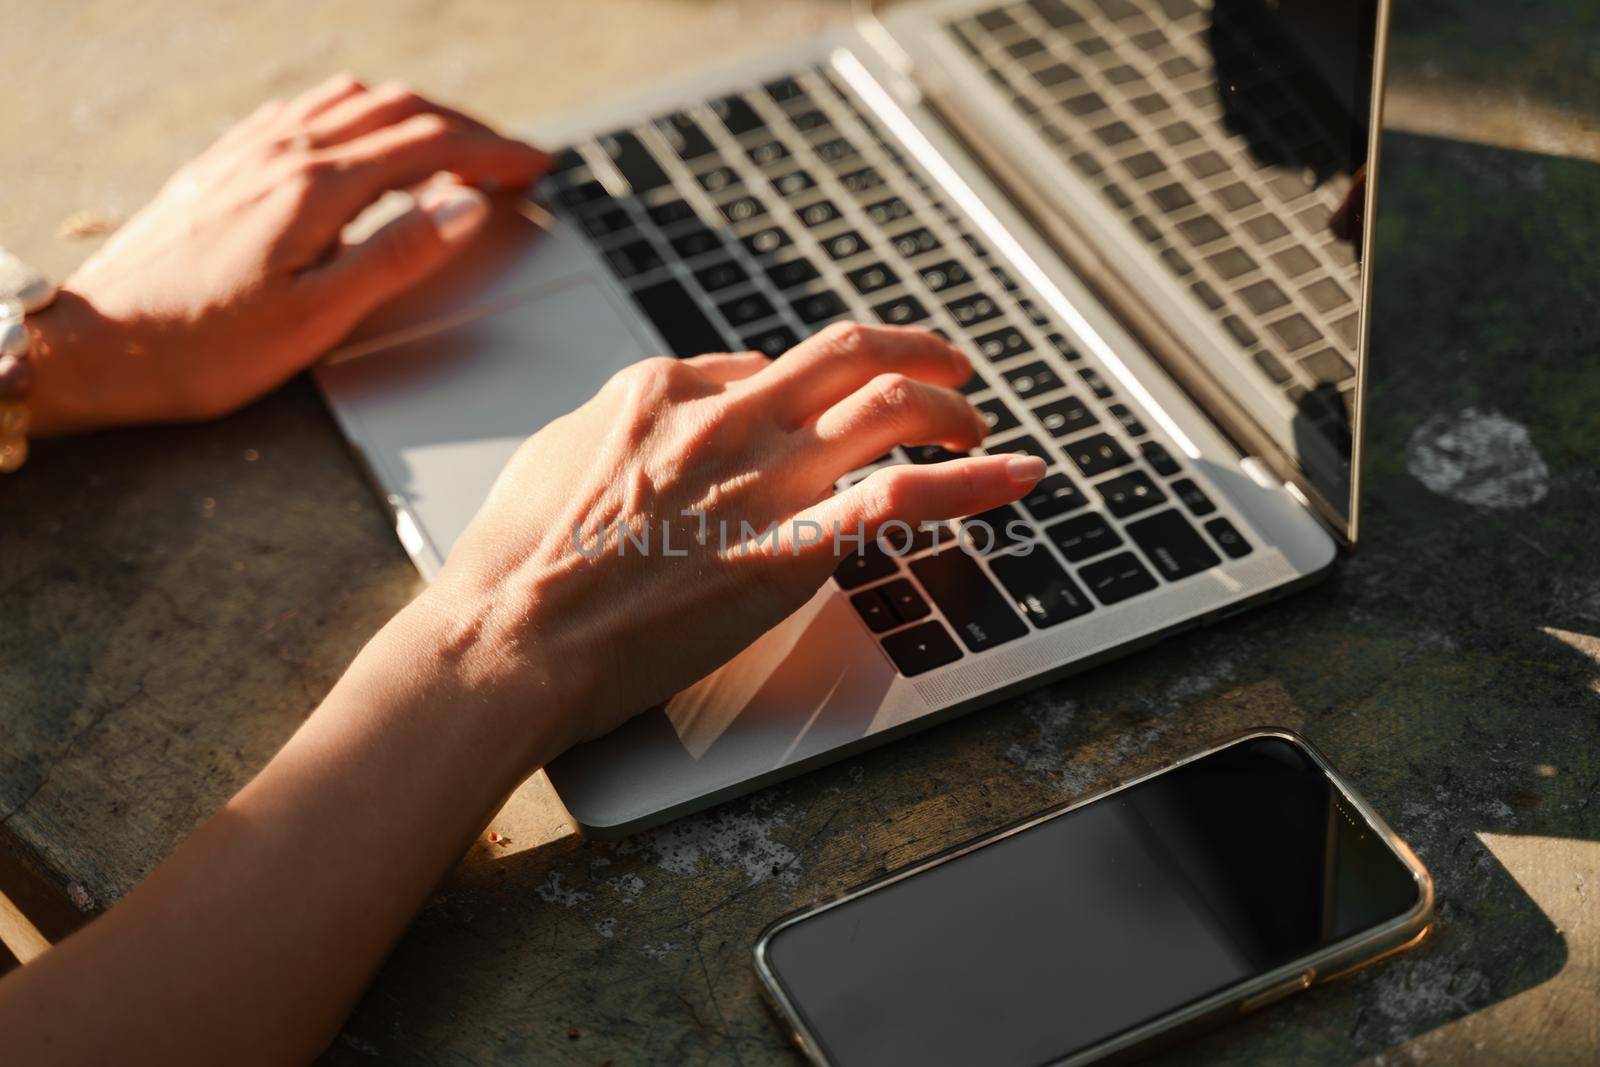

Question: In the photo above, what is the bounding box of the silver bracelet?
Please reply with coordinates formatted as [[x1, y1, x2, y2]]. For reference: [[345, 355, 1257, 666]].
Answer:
[[0, 248, 60, 472]]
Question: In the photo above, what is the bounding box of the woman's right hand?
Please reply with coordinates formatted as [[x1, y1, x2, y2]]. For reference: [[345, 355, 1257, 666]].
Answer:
[[412, 322, 1045, 756]]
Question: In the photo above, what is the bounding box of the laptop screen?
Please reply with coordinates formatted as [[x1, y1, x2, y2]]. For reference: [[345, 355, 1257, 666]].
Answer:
[[940, 0, 1385, 539]]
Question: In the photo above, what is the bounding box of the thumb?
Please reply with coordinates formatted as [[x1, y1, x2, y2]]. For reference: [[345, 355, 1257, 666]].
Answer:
[[304, 182, 490, 336]]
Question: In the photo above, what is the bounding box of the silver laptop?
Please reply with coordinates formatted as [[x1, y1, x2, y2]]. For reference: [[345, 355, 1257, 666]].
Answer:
[[317, 0, 1390, 835]]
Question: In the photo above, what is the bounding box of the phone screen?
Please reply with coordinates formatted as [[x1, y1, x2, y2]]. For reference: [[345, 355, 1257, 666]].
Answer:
[[762, 737, 1422, 1066]]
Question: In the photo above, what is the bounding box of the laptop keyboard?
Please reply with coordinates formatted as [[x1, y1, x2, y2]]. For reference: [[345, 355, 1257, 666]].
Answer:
[[948, 0, 1360, 441], [541, 62, 1252, 679]]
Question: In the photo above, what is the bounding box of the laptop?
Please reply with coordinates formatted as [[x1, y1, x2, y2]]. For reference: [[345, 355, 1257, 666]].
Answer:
[[316, 0, 1390, 835]]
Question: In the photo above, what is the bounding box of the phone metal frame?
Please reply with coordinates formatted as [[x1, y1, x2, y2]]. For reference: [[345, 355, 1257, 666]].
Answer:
[[752, 728, 1435, 1066]]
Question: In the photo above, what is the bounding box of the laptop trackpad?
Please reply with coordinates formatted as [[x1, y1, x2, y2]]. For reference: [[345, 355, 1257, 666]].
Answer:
[[317, 273, 654, 567]]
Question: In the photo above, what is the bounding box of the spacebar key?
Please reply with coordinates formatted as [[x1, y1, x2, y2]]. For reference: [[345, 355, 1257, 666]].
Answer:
[[910, 550, 1027, 652], [629, 280, 729, 358]]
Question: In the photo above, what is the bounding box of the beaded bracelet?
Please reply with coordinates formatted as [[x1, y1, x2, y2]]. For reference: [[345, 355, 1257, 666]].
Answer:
[[0, 249, 59, 473]]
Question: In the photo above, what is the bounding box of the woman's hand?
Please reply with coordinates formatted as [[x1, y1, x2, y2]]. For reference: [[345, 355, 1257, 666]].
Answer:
[[416, 322, 1047, 754], [28, 74, 548, 435]]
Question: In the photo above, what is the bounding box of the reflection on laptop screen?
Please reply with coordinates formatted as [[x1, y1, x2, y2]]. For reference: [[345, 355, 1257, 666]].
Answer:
[[947, 0, 1382, 535]]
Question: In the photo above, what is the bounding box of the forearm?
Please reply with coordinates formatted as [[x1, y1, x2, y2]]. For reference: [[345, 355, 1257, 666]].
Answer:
[[0, 590, 565, 1066]]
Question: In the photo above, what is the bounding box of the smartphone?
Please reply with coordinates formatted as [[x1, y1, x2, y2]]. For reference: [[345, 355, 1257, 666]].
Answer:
[[754, 730, 1433, 1066]]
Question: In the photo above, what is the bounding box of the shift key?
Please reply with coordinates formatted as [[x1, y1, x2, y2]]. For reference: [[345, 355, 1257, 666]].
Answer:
[[910, 550, 1027, 652]]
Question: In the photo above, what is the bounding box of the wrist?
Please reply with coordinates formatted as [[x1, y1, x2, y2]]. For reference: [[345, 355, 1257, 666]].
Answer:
[[374, 579, 592, 771], [24, 288, 125, 436]]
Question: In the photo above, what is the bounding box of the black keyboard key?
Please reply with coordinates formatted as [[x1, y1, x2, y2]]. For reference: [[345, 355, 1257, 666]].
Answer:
[[719, 292, 777, 328], [892, 227, 943, 258], [774, 169, 817, 198], [944, 293, 1003, 328], [1096, 470, 1166, 518], [1222, 315, 1260, 348], [790, 108, 832, 133], [866, 197, 913, 225], [670, 228, 722, 259], [976, 397, 1020, 436], [822, 230, 869, 260], [961, 504, 1032, 554], [747, 139, 791, 168], [1141, 441, 1181, 477], [657, 112, 717, 160], [840, 167, 885, 194], [766, 257, 820, 290], [1171, 477, 1217, 516], [1268, 314, 1321, 352], [881, 621, 963, 676], [712, 94, 765, 135], [1019, 473, 1088, 522], [1035, 0, 1085, 28], [1080, 551, 1159, 605], [1003, 361, 1065, 399], [988, 434, 1053, 465], [847, 262, 898, 294], [974, 326, 1031, 361], [647, 200, 697, 227], [1078, 368, 1115, 399], [553, 179, 612, 209], [1205, 517, 1253, 558], [910, 551, 1028, 652], [850, 588, 897, 633], [880, 578, 932, 623], [547, 147, 584, 176], [917, 259, 972, 293], [696, 166, 741, 193], [1127, 509, 1221, 582], [1048, 512, 1122, 562], [1047, 334, 1080, 361], [835, 541, 899, 589], [599, 130, 670, 193], [579, 207, 634, 239], [1034, 396, 1097, 438], [745, 325, 798, 358], [630, 279, 727, 358], [798, 199, 842, 228], [1065, 433, 1131, 477], [1107, 404, 1147, 437], [1177, 214, 1227, 247], [906, 444, 968, 465], [874, 295, 929, 325], [814, 137, 858, 164], [694, 259, 749, 292], [765, 76, 805, 104], [604, 240, 664, 278], [742, 227, 793, 257], [719, 195, 767, 224], [793, 289, 846, 324], [989, 549, 1095, 628]]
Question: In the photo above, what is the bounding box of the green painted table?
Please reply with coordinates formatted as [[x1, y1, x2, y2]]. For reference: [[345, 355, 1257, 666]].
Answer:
[[3, 3, 1598, 1064]]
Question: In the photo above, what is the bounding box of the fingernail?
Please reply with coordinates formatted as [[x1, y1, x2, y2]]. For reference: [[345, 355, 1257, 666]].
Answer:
[[1005, 455, 1046, 485], [423, 187, 489, 243]]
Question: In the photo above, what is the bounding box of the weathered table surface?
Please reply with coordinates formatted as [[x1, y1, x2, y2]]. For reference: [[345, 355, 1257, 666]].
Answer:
[[3, 2, 1599, 1064]]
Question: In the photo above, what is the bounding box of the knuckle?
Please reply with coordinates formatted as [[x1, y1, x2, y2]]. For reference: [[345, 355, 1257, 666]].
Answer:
[[611, 356, 679, 400], [871, 373, 916, 410], [820, 320, 873, 360], [400, 111, 453, 140], [863, 467, 910, 518]]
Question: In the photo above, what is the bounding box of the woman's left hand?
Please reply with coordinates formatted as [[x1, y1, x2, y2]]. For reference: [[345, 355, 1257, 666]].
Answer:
[[28, 74, 549, 435]]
